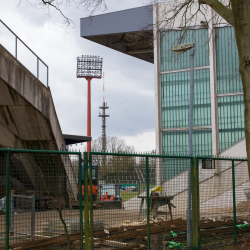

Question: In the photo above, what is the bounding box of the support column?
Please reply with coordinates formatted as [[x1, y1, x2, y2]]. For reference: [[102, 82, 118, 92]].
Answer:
[[154, 3, 164, 188], [87, 77, 92, 154]]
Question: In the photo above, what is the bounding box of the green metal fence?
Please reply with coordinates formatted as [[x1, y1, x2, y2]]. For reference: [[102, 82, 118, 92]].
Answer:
[[0, 148, 82, 250], [1, 148, 249, 249]]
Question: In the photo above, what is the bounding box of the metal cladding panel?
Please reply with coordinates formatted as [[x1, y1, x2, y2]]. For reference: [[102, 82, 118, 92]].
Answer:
[[80, 5, 153, 37]]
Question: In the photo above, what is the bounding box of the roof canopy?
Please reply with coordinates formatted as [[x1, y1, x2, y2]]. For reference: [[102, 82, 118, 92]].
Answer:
[[63, 134, 91, 146], [80, 5, 154, 63]]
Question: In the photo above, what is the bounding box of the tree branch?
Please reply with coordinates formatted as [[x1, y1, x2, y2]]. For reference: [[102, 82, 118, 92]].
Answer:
[[199, 0, 234, 25]]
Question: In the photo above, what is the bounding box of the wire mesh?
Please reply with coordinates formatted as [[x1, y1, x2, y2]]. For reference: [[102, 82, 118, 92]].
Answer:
[[159, 157, 189, 249], [0, 152, 7, 248], [90, 154, 147, 249], [198, 158, 250, 248], [88, 153, 190, 249], [2, 150, 250, 249], [234, 160, 250, 244], [1, 150, 81, 250]]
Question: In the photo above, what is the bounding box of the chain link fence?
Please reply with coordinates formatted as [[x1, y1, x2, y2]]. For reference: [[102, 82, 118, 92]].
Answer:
[[1, 148, 249, 249], [0, 149, 82, 250]]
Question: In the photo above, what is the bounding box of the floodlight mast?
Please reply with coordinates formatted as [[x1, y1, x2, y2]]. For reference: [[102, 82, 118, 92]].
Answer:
[[76, 55, 103, 155]]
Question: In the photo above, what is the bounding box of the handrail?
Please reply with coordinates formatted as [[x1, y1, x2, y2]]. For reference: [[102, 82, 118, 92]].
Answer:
[[0, 19, 49, 87]]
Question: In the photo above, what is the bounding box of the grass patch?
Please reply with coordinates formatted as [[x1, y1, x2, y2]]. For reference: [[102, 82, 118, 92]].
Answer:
[[121, 191, 138, 202]]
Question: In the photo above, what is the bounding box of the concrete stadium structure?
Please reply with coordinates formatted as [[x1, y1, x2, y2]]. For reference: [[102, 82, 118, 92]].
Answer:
[[80, 2, 246, 159], [81, 2, 249, 211]]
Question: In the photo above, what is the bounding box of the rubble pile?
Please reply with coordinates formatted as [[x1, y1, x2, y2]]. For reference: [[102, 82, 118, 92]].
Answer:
[[236, 201, 250, 212], [42, 218, 105, 235], [2, 217, 250, 250]]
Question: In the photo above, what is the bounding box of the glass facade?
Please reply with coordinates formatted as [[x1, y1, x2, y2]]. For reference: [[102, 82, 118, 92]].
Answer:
[[218, 95, 245, 152], [160, 27, 245, 181], [216, 27, 244, 152], [161, 69, 211, 129], [216, 27, 242, 94], [160, 28, 209, 72], [162, 129, 212, 156], [161, 29, 212, 158]]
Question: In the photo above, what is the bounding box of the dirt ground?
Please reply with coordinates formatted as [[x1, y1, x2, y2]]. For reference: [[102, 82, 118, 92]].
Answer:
[[1, 207, 250, 249]]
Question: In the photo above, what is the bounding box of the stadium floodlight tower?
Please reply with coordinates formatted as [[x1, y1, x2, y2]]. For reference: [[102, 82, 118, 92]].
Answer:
[[76, 55, 103, 154]]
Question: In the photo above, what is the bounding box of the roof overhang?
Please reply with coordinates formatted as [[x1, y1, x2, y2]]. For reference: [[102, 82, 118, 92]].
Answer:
[[80, 5, 154, 63], [63, 134, 92, 146]]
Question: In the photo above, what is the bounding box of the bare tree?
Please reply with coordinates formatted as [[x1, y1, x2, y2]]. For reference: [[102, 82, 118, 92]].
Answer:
[[88, 137, 136, 178], [18, 0, 107, 27], [90, 136, 135, 153]]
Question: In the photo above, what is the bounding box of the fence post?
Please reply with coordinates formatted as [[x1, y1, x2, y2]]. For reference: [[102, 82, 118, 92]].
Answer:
[[146, 156, 150, 250], [232, 160, 237, 245], [5, 151, 10, 250], [31, 195, 35, 238], [10, 191, 14, 236], [78, 154, 83, 250], [84, 152, 89, 249], [89, 153, 93, 250], [191, 157, 200, 250]]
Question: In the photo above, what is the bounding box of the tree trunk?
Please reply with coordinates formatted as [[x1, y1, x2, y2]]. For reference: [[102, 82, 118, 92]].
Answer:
[[231, 1, 250, 179]]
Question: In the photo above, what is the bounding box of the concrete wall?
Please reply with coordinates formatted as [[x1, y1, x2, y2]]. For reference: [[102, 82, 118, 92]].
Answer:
[[0, 45, 78, 200]]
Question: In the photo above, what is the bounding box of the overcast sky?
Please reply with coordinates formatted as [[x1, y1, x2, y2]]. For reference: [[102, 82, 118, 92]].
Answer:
[[0, 0, 155, 152]]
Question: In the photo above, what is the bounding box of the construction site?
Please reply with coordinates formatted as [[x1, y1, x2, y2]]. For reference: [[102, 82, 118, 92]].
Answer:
[[0, 148, 250, 250], [1, 1, 250, 249]]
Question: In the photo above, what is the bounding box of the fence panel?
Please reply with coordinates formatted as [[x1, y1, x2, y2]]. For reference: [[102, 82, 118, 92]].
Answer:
[[151, 156, 190, 250], [88, 153, 192, 249], [199, 159, 234, 245], [1, 149, 249, 249], [88, 153, 148, 249], [0, 152, 7, 248], [234, 160, 250, 244], [0, 149, 82, 250], [198, 158, 250, 248]]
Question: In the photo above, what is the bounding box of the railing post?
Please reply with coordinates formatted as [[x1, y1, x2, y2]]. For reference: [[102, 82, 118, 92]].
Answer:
[[232, 160, 237, 245], [5, 151, 10, 250], [47, 66, 49, 87], [84, 152, 89, 249], [37, 58, 39, 80], [15, 37, 17, 59], [146, 156, 150, 250], [79, 154, 83, 250], [191, 157, 200, 250], [89, 153, 93, 250]]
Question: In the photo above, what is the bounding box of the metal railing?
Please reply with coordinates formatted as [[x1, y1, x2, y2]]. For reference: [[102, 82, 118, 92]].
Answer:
[[0, 20, 49, 87]]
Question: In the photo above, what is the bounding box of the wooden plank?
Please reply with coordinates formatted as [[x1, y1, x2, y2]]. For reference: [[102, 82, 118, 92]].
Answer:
[[191, 157, 200, 250]]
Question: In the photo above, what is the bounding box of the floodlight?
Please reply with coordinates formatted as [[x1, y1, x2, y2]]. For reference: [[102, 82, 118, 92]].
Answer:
[[76, 55, 103, 79], [172, 43, 195, 54]]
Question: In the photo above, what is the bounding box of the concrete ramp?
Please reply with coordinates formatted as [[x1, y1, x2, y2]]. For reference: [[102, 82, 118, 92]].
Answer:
[[0, 44, 78, 200], [125, 140, 249, 212]]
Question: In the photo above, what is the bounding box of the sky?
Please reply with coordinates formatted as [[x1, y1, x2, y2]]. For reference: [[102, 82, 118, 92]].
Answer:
[[0, 0, 155, 152]]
